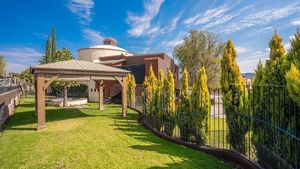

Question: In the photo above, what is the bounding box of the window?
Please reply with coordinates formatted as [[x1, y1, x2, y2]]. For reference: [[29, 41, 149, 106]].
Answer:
[[118, 64, 145, 84]]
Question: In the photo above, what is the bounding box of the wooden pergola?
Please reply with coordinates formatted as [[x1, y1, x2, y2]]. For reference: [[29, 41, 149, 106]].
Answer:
[[30, 60, 130, 130]]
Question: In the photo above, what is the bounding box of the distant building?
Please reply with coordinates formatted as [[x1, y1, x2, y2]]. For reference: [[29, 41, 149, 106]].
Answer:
[[78, 38, 179, 102], [242, 73, 254, 89]]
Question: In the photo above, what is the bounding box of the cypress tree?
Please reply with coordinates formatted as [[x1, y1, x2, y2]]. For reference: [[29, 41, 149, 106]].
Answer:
[[164, 70, 176, 136], [265, 31, 286, 86], [285, 30, 300, 106], [51, 27, 56, 60], [178, 68, 191, 141], [221, 39, 248, 153], [263, 32, 287, 154], [0, 56, 6, 76], [190, 67, 210, 144], [286, 64, 300, 106], [45, 34, 51, 63], [143, 66, 157, 116], [155, 69, 165, 131], [283, 31, 300, 165], [127, 73, 136, 107], [252, 61, 265, 143]]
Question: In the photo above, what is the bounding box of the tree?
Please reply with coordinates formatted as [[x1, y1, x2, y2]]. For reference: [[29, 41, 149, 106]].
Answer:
[[155, 69, 165, 131], [51, 28, 56, 60], [20, 68, 34, 97], [143, 65, 157, 115], [178, 68, 191, 141], [163, 70, 176, 136], [173, 29, 225, 89], [264, 32, 286, 86], [45, 34, 52, 63], [221, 40, 248, 153], [190, 67, 210, 144], [0, 55, 6, 76], [126, 73, 136, 107], [285, 30, 300, 107], [252, 61, 265, 143], [39, 27, 57, 64], [286, 64, 300, 106], [50, 48, 79, 107]]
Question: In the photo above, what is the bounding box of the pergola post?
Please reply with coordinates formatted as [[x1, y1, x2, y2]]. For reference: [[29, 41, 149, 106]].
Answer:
[[36, 73, 46, 130], [98, 80, 104, 110], [122, 76, 127, 117]]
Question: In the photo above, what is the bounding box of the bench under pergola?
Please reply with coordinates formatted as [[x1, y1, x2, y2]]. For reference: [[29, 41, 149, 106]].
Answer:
[[30, 60, 130, 130]]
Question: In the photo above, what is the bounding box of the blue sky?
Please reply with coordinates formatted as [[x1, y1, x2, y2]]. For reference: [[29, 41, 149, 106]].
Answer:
[[1, 0, 300, 73]]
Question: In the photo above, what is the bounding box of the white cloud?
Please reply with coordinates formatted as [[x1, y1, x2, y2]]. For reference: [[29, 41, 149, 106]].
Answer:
[[183, 13, 202, 25], [246, 26, 275, 37], [164, 39, 183, 47], [236, 46, 248, 54], [141, 47, 151, 54], [284, 43, 291, 51], [184, 4, 254, 30], [33, 32, 48, 40], [67, 0, 94, 25], [237, 51, 269, 73], [291, 18, 300, 25], [127, 0, 164, 37], [290, 36, 295, 40], [0, 47, 42, 73], [82, 28, 105, 45], [6, 62, 28, 73], [0, 47, 42, 65], [223, 3, 300, 34], [170, 14, 181, 30], [184, 5, 229, 26], [163, 30, 186, 46]]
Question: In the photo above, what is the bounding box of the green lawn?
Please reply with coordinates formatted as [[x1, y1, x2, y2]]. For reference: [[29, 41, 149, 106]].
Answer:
[[0, 96, 232, 169], [208, 117, 229, 149]]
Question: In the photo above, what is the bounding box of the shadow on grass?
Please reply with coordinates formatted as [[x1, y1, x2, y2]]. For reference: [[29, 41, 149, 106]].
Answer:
[[6, 102, 126, 131], [113, 113, 230, 169], [5, 104, 94, 131]]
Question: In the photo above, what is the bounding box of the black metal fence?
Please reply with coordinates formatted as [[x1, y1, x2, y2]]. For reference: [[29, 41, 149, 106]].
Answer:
[[0, 86, 19, 94], [134, 84, 300, 169]]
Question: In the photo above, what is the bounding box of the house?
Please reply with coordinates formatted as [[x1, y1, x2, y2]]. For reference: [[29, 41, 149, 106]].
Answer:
[[78, 38, 179, 102]]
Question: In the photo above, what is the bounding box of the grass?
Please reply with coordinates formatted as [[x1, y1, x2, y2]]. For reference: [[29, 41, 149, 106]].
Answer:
[[0, 96, 232, 169], [208, 117, 229, 149]]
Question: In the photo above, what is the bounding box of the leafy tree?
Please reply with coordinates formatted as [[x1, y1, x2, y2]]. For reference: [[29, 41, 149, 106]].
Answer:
[[126, 73, 136, 107], [0, 55, 6, 76], [173, 29, 225, 89], [163, 70, 176, 136], [190, 67, 210, 144], [51, 48, 78, 107], [221, 40, 248, 153], [20, 68, 34, 97], [178, 68, 191, 141]]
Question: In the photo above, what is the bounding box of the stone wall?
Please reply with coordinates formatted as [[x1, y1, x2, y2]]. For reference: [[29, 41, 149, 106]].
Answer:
[[0, 89, 20, 129]]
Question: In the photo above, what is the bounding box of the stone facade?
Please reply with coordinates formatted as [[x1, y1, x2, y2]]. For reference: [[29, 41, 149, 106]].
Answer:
[[0, 89, 20, 129]]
